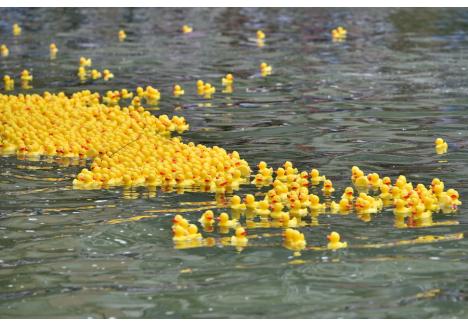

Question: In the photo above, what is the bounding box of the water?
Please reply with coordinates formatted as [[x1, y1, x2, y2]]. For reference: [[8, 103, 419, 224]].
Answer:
[[1, 8, 468, 318]]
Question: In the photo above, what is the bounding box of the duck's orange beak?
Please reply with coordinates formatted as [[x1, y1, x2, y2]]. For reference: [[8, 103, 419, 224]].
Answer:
[[327, 235, 331, 241]]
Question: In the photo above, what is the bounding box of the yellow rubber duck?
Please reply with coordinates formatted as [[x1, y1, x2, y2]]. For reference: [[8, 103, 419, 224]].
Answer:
[[182, 25, 193, 33], [173, 214, 190, 229], [244, 194, 257, 210], [1, 44, 9, 57], [393, 199, 410, 217], [79, 57, 92, 67], [49, 43, 58, 59], [198, 210, 215, 226], [269, 202, 284, 219], [341, 186, 354, 201], [120, 89, 133, 99], [283, 228, 306, 252], [118, 30, 127, 42], [260, 62, 272, 77], [203, 83, 216, 98], [172, 224, 189, 242], [230, 195, 246, 211], [103, 69, 114, 81], [217, 212, 236, 228], [379, 184, 393, 201], [173, 84, 185, 97], [367, 173, 381, 188], [222, 73, 234, 86], [331, 26, 347, 42], [309, 194, 325, 211], [3, 75, 14, 91], [256, 30, 265, 40], [330, 198, 352, 214], [322, 179, 335, 195], [13, 23, 22, 36], [354, 175, 369, 190], [20, 69, 33, 82], [310, 168, 325, 185], [382, 176, 392, 187], [255, 200, 271, 216], [289, 199, 308, 217], [277, 212, 296, 228], [91, 69, 102, 80], [435, 138, 448, 154], [231, 227, 248, 247], [327, 231, 347, 250]]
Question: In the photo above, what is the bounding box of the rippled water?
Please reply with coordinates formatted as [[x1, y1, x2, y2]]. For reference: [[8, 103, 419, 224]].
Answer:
[[1, 8, 468, 318]]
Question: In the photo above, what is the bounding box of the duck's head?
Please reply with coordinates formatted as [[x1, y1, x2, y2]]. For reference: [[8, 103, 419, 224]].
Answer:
[[435, 138, 445, 146], [327, 231, 340, 243], [217, 212, 229, 222], [231, 195, 241, 206], [235, 227, 247, 237]]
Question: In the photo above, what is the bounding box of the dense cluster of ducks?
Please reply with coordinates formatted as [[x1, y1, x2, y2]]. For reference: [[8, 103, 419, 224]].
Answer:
[[0, 91, 251, 190], [171, 159, 461, 253]]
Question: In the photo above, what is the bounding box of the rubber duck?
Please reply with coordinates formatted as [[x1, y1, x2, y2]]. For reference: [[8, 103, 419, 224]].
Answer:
[[439, 189, 462, 211], [103, 69, 114, 81], [354, 175, 369, 190], [173, 214, 190, 229], [230, 195, 246, 211], [172, 224, 189, 241], [1, 44, 9, 57], [13, 23, 22, 36], [49, 43, 58, 59], [322, 179, 335, 195], [260, 62, 272, 77], [395, 175, 407, 190], [231, 227, 248, 247], [331, 26, 347, 42], [290, 199, 308, 217], [256, 200, 271, 216], [256, 30, 265, 40], [310, 168, 325, 185], [270, 202, 284, 219], [217, 212, 236, 228], [20, 70, 33, 82], [187, 224, 202, 240], [181, 25, 193, 33], [382, 176, 392, 187], [283, 228, 306, 252], [79, 57, 92, 67], [222, 73, 234, 86], [173, 84, 185, 97], [3, 75, 14, 91], [394, 199, 410, 217], [118, 30, 127, 42], [341, 187, 354, 201], [196, 210, 214, 226], [120, 88, 133, 99], [309, 194, 325, 211], [435, 138, 448, 154], [327, 231, 347, 250], [91, 69, 102, 80], [279, 212, 297, 228], [379, 184, 393, 201], [275, 168, 288, 182], [202, 83, 216, 98], [367, 173, 381, 188], [330, 198, 352, 214], [244, 194, 257, 210]]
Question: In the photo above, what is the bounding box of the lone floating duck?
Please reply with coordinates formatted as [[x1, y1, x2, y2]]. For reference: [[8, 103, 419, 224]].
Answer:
[[435, 138, 448, 154], [231, 227, 248, 247], [327, 231, 347, 250]]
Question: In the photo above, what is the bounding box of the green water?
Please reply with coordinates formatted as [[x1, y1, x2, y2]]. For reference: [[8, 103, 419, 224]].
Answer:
[[1, 8, 468, 318]]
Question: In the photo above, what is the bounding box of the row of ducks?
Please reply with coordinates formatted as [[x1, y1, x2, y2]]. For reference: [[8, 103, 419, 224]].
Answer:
[[173, 213, 347, 252], [77, 57, 113, 82], [1, 43, 58, 60], [2, 70, 33, 91], [0, 90, 252, 192]]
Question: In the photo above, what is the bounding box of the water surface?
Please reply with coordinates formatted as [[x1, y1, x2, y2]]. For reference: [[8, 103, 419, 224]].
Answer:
[[1, 8, 468, 318]]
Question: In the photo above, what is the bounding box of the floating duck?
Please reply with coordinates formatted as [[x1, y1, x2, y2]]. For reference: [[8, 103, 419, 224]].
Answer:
[[256, 30, 265, 40], [382, 176, 392, 187], [341, 186, 354, 201], [260, 62, 272, 77], [230, 195, 246, 211], [327, 231, 347, 250], [103, 69, 114, 81], [231, 227, 248, 247], [331, 26, 347, 42], [217, 212, 236, 228], [49, 43, 58, 59], [173, 214, 190, 229], [199, 210, 215, 226], [309, 194, 325, 211], [283, 228, 306, 252], [270, 202, 284, 219], [118, 30, 127, 42], [322, 179, 335, 195], [120, 89, 133, 99], [20, 69, 33, 82], [367, 173, 381, 188], [351, 166, 363, 183], [3, 75, 14, 91], [310, 168, 325, 185], [330, 198, 352, 214], [222, 73, 234, 86], [279, 212, 298, 228], [91, 69, 102, 80], [173, 84, 185, 97], [1, 44, 9, 57], [181, 25, 193, 33], [289, 199, 308, 217], [255, 200, 271, 216], [172, 224, 189, 242], [435, 138, 448, 154], [13, 23, 22, 36], [79, 57, 92, 67], [203, 83, 216, 98], [244, 194, 257, 210], [187, 224, 203, 241], [393, 199, 410, 217], [379, 184, 393, 201]]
